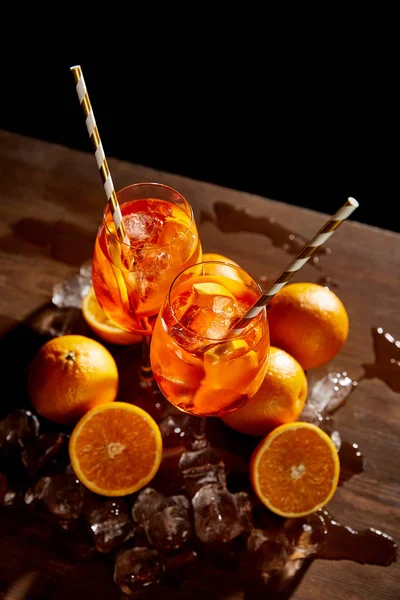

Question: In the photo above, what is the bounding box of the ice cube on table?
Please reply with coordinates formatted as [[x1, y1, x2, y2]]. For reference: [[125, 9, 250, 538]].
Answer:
[[146, 495, 193, 553], [192, 483, 248, 543], [329, 429, 342, 450], [179, 446, 227, 497], [21, 431, 69, 479], [235, 490, 254, 530], [298, 403, 324, 425], [0, 409, 40, 449], [43, 473, 85, 520], [0, 473, 18, 506], [284, 511, 328, 560], [246, 528, 288, 576], [52, 273, 91, 309], [132, 487, 165, 527], [24, 476, 51, 507], [307, 371, 356, 415], [79, 259, 92, 279], [114, 546, 165, 595], [132, 487, 193, 554], [244, 513, 327, 583], [300, 370, 356, 448], [86, 498, 134, 553]]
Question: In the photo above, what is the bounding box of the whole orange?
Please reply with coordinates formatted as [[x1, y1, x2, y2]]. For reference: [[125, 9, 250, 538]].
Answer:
[[28, 335, 119, 425], [202, 252, 240, 265], [267, 282, 349, 370], [202, 253, 245, 282], [221, 346, 308, 436]]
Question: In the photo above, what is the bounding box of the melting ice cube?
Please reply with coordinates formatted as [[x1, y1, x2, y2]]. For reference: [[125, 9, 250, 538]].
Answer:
[[132, 487, 165, 527], [146, 495, 193, 553], [192, 483, 248, 543], [86, 498, 134, 553], [43, 473, 85, 520], [307, 371, 356, 415], [114, 546, 165, 594], [52, 274, 91, 309], [179, 446, 226, 497]]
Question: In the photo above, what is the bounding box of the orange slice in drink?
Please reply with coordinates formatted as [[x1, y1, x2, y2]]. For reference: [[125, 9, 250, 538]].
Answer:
[[69, 402, 162, 496], [193, 341, 259, 414], [193, 385, 239, 415], [176, 276, 245, 302], [82, 286, 142, 346], [192, 281, 236, 300], [204, 341, 258, 388], [159, 207, 192, 246], [250, 422, 340, 517]]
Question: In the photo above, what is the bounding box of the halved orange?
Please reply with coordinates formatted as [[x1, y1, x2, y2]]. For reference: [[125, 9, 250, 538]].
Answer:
[[250, 422, 340, 517], [82, 286, 142, 346], [69, 402, 162, 496]]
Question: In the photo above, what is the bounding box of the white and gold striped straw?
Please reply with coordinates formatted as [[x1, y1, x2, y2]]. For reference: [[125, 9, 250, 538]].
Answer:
[[232, 197, 359, 334], [70, 65, 128, 244]]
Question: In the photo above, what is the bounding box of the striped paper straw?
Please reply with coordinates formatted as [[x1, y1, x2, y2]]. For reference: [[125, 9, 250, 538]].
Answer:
[[232, 197, 359, 334], [70, 65, 128, 244]]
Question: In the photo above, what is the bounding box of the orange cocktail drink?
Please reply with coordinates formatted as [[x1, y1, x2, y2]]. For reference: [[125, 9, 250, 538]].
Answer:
[[92, 183, 202, 336], [150, 262, 270, 416]]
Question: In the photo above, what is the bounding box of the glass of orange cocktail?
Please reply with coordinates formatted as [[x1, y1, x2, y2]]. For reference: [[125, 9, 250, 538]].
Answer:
[[150, 261, 270, 419], [92, 182, 202, 390]]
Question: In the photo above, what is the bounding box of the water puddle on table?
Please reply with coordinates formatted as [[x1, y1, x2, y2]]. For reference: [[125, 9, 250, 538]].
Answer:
[[200, 201, 330, 268]]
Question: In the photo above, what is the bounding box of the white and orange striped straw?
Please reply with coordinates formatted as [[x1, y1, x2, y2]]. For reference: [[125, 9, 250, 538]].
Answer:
[[231, 197, 359, 334], [70, 65, 128, 245]]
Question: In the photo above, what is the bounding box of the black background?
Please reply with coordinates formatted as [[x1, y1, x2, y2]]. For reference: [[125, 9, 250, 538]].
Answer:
[[1, 18, 397, 233]]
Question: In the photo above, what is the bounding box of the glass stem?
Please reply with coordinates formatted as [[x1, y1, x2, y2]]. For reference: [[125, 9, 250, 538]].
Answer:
[[140, 335, 153, 382], [193, 417, 208, 447]]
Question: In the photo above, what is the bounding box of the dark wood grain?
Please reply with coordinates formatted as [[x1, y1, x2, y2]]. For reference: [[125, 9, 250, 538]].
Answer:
[[0, 130, 399, 599]]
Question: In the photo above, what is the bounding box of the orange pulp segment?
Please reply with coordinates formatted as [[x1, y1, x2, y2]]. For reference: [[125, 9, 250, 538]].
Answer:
[[250, 422, 340, 517], [69, 402, 162, 496]]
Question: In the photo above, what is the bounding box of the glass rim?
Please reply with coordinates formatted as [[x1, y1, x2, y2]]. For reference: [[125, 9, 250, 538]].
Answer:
[[167, 260, 266, 342], [103, 181, 195, 251]]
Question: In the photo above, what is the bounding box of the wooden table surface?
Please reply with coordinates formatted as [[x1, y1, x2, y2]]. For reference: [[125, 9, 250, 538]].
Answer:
[[0, 130, 398, 599]]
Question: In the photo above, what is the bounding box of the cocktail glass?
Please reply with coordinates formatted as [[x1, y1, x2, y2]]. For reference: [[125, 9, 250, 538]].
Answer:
[[150, 261, 270, 445], [92, 182, 202, 413]]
